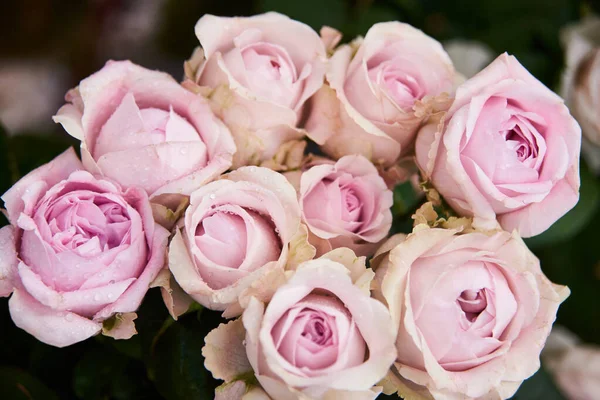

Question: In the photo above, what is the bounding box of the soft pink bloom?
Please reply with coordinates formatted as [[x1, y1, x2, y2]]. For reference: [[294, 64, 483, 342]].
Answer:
[[186, 12, 327, 167], [53, 60, 236, 200], [306, 22, 455, 166], [168, 167, 302, 314], [0, 149, 169, 347], [416, 53, 581, 237], [299, 155, 393, 256], [372, 226, 569, 399], [240, 252, 397, 399]]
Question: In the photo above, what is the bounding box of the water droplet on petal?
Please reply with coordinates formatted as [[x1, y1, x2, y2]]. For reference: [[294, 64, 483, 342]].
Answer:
[[65, 313, 74, 322], [93, 294, 101, 302], [109, 280, 115, 285], [250, 167, 257, 173], [180, 148, 188, 155], [209, 193, 216, 200]]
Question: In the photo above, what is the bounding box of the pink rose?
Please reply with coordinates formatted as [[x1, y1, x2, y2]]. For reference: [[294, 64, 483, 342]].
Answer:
[[185, 12, 327, 167], [372, 226, 569, 399], [416, 53, 581, 237], [168, 166, 301, 314], [201, 250, 396, 399], [53, 60, 236, 200], [299, 155, 393, 256], [0, 149, 169, 347], [306, 22, 455, 166]]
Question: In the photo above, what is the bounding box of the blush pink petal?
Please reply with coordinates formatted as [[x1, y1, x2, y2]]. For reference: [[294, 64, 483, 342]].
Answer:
[[18, 261, 136, 318], [499, 177, 580, 238], [9, 289, 102, 348], [94, 223, 169, 320]]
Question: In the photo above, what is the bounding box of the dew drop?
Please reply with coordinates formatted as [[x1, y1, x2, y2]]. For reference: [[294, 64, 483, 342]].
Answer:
[[250, 167, 257, 173], [93, 294, 101, 302], [209, 193, 216, 200], [109, 280, 116, 285], [180, 148, 188, 155], [65, 313, 74, 322], [242, 340, 247, 346], [107, 293, 113, 300]]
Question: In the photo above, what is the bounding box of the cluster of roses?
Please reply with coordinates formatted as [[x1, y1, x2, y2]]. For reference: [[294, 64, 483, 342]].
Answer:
[[0, 12, 581, 400]]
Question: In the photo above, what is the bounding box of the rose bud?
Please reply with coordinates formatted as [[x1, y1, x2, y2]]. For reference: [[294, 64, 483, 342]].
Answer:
[[416, 53, 581, 237], [306, 22, 455, 166], [53, 60, 236, 201], [299, 155, 393, 256], [372, 225, 569, 399], [0, 149, 169, 347], [167, 166, 302, 315], [202, 249, 397, 400], [185, 12, 327, 167]]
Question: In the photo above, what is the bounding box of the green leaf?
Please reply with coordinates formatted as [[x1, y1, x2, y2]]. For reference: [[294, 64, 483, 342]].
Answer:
[[0, 366, 60, 400], [258, 0, 348, 31], [73, 345, 128, 400], [344, 5, 401, 38], [146, 309, 225, 400], [511, 367, 566, 399], [392, 181, 421, 217], [526, 164, 600, 249]]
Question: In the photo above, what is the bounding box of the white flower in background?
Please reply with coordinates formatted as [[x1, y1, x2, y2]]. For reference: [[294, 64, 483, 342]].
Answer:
[[444, 39, 494, 79], [543, 326, 600, 400], [561, 17, 600, 174], [0, 61, 68, 134]]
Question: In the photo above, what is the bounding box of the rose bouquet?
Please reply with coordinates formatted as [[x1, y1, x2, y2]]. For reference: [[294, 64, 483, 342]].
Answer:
[[0, 11, 582, 400]]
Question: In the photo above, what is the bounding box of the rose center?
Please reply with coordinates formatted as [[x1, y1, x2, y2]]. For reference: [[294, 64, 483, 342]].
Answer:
[[302, 315, 334, 346], [46, 192, 131, 255], [457, 289, 487, 322], [504, 128, 534, 162], [342, 188, 361, 213], [195, 212, 247, 269]]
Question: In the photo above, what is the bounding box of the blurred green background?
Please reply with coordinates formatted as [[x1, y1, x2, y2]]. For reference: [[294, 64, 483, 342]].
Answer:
[[1, 1, 599, 399]]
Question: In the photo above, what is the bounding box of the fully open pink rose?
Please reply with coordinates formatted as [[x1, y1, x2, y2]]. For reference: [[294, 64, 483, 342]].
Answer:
[[185, 12, 327, 167], [416, 53, 581, 237], [168, 166, 301, 313], [372, 226, 569, 399], [241, 253, 397, 399], [0, 149, 169, 347], [53, 60, 236, 200], [299, 155, 393, 256], [306, 22, 455, 166]]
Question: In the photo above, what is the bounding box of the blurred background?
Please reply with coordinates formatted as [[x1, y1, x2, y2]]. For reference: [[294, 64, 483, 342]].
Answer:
[[1, 1, 599, 399]]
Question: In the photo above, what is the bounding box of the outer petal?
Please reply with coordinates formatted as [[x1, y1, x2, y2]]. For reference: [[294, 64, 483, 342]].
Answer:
[[498, 176, 580, 237], [94, 223, 169, 320], [1, 148, 83, 224], [9, 289, 101, 347], [203, 319, 253, 382]]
